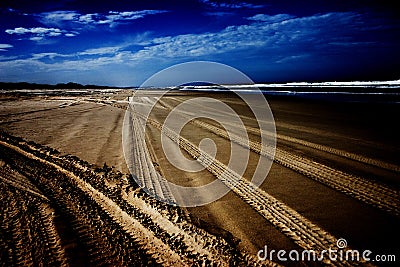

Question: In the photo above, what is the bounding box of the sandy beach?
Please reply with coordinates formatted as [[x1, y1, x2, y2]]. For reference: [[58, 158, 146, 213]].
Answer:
[[1, 89, 399, 266]]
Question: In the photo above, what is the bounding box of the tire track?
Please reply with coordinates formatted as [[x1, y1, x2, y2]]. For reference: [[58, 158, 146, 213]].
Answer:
[[1, 135, 276, 266], [142, 112, 355, 266], [157, 99, 399, 216], [0, 139, 189, 266], [255, 127, 399, 173], [0, 180, 69, 267], [125, 109, 176, 203], [161, 98, 399, 172], [0, 166, 49, 201], [189, 117, 400, 217]]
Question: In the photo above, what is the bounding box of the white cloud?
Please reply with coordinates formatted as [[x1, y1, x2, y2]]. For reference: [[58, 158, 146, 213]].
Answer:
[[4, 11, 365, 63], [6, 9, 168, 43], [199, 0, 263, 9], [31, 52, 66, 60], [5, 27, 28, 34], [40, 10, 79, 23], [48, 31, 62, 37], [117, 11, 367, 60], [39, 10, 168, 27], [276, 54, 310, 64], [29, 36, 44, 41], [108, 10, 167, 20], [247, 14, 295, 23], [6, 27, 64, 41], [5, 27, 61, 35], [78, 46, 122, 55], [328, 41, 377, 47], [204, 11, 234, 17], [78, 13, 96, 24], [5, 27, 77, 41], [93, 10, 168, 26], [0, 44, 13, 52]]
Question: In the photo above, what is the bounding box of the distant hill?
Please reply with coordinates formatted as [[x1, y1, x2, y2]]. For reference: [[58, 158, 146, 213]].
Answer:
[[0, 82, 127, 89]]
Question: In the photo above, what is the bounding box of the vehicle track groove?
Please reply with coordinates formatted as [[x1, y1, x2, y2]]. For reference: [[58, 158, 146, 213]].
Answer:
[[143, 113, 356, 266], [189, 117, 399, 216]]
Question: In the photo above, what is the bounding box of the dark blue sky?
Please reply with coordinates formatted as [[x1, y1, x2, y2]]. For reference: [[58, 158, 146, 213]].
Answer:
[[0, 0, 399, 86]]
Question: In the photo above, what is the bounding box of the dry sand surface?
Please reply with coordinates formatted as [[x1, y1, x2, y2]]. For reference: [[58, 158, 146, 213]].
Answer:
[[1, 89, 399, 266]]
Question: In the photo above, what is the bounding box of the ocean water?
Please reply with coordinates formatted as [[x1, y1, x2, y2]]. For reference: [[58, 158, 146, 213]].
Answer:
[[178, 86, 400, 103], [260, 90, 400, 103]]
